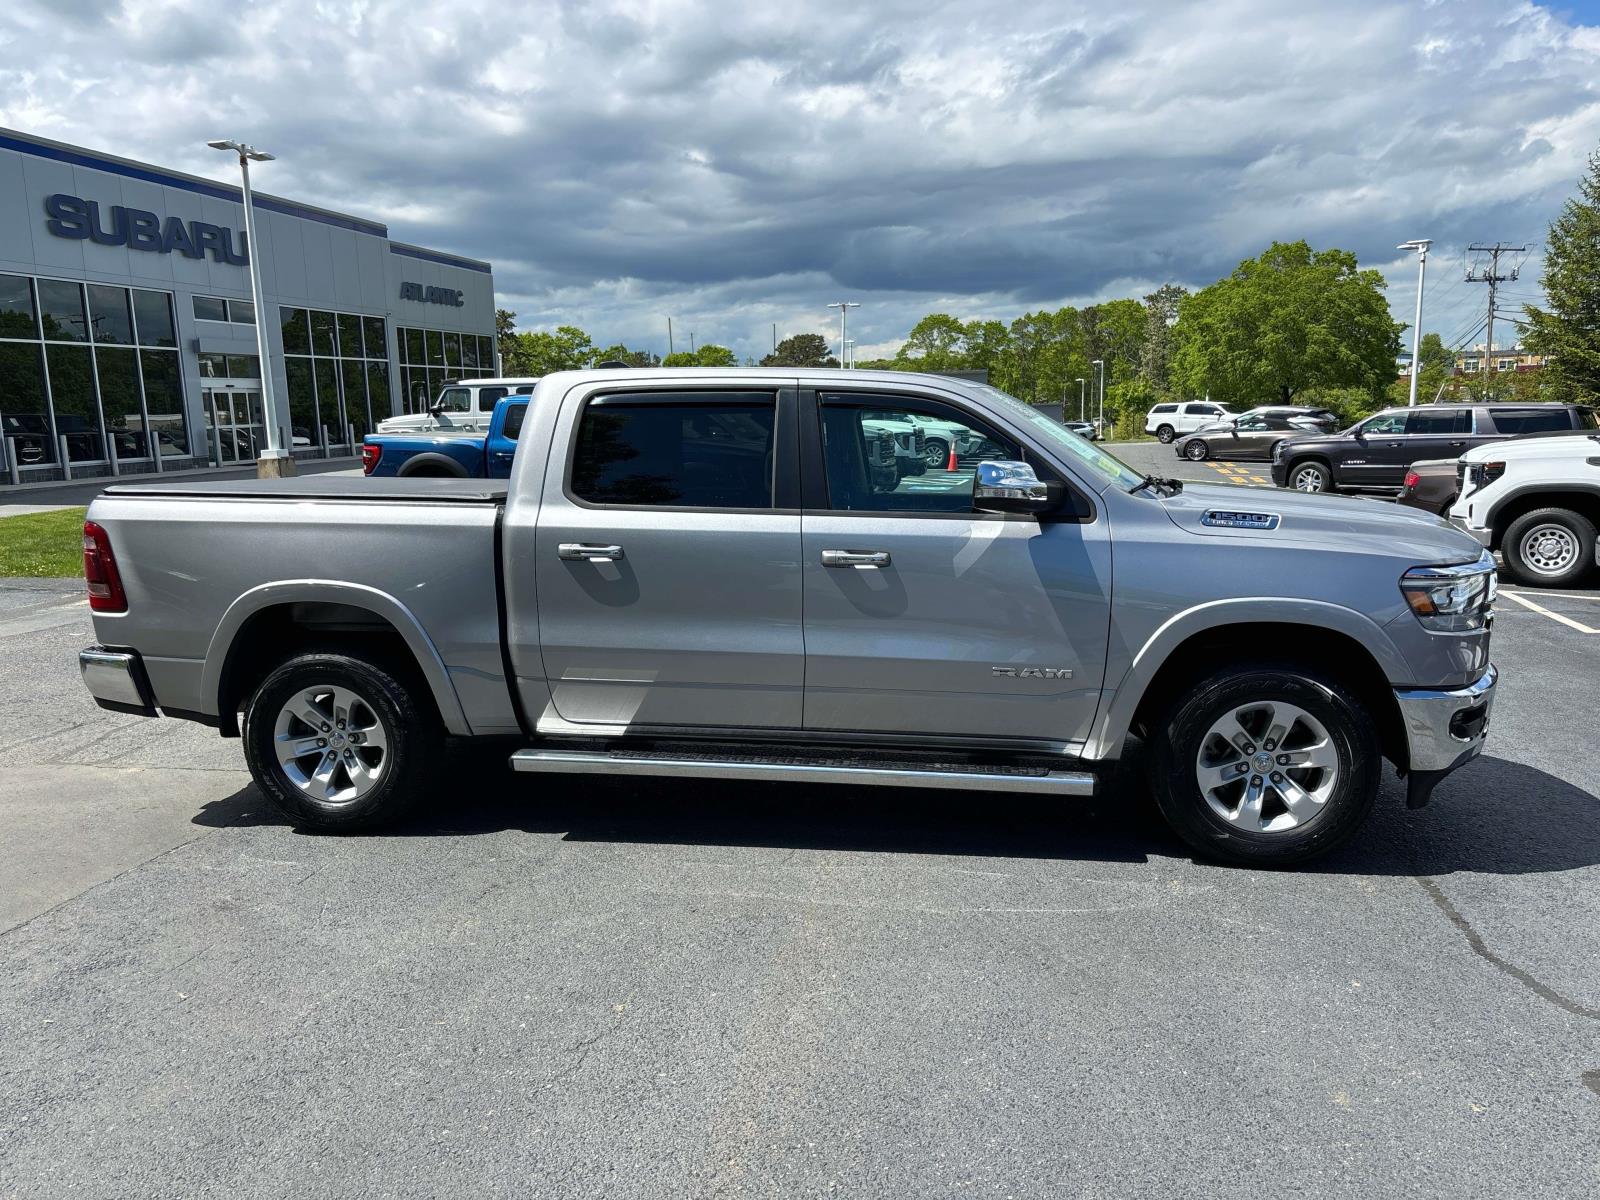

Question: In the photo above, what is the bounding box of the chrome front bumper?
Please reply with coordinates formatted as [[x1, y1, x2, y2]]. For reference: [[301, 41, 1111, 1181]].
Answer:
[[1448, 516, 1492, 548], [1394, 663, 1497, 775], [79, 646, 158, 718]]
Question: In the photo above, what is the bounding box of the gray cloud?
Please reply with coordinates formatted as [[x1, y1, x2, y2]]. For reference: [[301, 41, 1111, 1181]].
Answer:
[[4, 0, 1598, 360]]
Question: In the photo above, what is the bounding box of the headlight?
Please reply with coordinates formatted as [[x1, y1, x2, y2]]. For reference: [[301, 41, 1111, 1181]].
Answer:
[[1400, 552, 1496, 632], [1271, 440, 1285, 461]]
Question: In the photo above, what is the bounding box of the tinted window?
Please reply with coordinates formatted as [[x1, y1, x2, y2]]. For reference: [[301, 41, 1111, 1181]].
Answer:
[[1404, 409, 1471, 435], [478, 386, 510, 409], [571, 393, 775, 508], [131, 290, 175, 347], [338, 314, 363, 357], [1487, 408, 1573, 435], [280, 307, 311, 355], [1151, 403, 1178, 414], [1577, 407, 1600, 431], [363, 316, 387, 359], [0, 274, 37, 338], [502, 404, 527, 441], [36, 278, 87, 341], [229, 298, 256, 325], [437, 387, 471, 413], [311, 310, 337, 356], [192, 296, 227, 322], [1183, 403, 1216, 415], [820, 397, 1017, 513]]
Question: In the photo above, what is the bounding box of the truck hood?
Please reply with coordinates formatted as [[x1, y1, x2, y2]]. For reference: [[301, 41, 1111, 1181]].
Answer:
[[1156, 481, 1483, 564], [1459, 431, 1600, 463]]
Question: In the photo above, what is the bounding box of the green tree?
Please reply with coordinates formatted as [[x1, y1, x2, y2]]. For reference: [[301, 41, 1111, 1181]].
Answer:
[[762, 333, 838, 367], [1172, 240, 1401, 404], [592, 343, 661, 367], [511, 325, 596, 375], [663, 344, 738, 367], [1139, 283, 1187, 394], [894, 314, 970, 371], [1386, 331, 1456, 405], [495, 308, 518, 370], [1524, 149, 1600, 401]]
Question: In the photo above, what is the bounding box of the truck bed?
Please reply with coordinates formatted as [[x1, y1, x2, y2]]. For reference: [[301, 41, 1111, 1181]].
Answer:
[[102, 477, 508, 504]]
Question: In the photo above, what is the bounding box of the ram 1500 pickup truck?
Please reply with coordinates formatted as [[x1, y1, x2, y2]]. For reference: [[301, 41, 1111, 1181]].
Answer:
[[362, 397, 529, 478], [78, 368, 1499, 866]]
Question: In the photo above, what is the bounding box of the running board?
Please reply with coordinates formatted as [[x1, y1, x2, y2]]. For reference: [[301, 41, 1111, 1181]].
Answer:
[[510, 748, 1095, 795]]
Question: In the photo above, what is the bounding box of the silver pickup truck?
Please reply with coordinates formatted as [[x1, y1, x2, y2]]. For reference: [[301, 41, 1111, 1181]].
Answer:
[[79, 368, 1498, 866]]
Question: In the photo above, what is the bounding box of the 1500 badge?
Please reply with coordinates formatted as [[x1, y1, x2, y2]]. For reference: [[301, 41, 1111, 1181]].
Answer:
[[992, 666, 1072, 678]]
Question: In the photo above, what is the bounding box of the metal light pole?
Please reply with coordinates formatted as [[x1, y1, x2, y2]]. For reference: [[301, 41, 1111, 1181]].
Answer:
[[1075, 377, 1086, 421], [827, 301, 859, 368], [845, 339, 856, 368], [1092, 359, 1105, 437], [208, 139, 292, 478], [1398, 239, 1431, 406]]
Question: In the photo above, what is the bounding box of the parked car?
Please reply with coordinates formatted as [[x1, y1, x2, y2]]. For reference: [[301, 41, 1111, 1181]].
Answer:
[[78, 367, 1497, 869], [375, 376, 541, 435], [1237, 405, 1342, 434], [1451, 429, 1600, 587], [363, 396, 528, 478], [1398, 459, 1460, 516], [1064, 420, 1099, 441], [1270, 403, 1599, 494], [1146, 400, 1235, 442], [1173, 412, 1305, 462]]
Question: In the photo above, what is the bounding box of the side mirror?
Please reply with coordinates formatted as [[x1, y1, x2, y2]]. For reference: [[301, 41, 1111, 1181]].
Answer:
[[973, 461, 1062, 515], [429, 400, 446, 417]]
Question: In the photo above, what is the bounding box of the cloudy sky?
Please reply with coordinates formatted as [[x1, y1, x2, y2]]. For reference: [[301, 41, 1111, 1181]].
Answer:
[[3, 0, 1599, 362]]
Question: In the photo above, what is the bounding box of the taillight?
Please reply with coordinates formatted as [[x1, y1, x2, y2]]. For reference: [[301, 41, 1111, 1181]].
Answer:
[[1403, 470, 1419, 489], [82, 520, 127, 613], [361, 441, 382, 474]]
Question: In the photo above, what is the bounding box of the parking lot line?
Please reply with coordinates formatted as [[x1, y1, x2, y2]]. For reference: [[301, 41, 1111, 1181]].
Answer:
[[1498, 590, 1600, 634]]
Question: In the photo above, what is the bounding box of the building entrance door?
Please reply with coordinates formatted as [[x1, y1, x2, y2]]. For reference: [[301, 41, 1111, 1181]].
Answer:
[[203, 387, 265, 464]]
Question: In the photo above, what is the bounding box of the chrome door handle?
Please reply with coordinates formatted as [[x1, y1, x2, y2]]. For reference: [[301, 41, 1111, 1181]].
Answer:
[[1447, 441, 1465, 447], [822, 549, 890, 568], [559, 543, 624, 561]]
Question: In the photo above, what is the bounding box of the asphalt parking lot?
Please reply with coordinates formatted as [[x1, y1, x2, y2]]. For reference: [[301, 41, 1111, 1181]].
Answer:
[[1107, 439, 1276, 487], [2, 558, 1598, 1197]]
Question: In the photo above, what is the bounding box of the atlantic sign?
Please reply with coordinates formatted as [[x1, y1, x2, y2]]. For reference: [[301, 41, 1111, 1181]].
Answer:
[[399, 281, 465, 307], [44, 193, 249, 265]]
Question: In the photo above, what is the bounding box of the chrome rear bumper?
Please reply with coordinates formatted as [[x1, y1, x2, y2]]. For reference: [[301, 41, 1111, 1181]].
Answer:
[[79, 646, 158, 718]]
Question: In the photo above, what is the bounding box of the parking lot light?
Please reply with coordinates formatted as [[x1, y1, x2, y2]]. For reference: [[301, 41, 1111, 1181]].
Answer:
[[208, 138, 293, 478], [1398, 239, 1431, 408]]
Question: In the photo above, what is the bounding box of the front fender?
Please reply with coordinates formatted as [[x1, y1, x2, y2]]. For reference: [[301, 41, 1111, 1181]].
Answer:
[[1085, 597, 1409, 760], [200, 579, 472, 735]]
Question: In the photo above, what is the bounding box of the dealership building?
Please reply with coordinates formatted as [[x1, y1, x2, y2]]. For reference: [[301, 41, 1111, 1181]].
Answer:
[[0, 128, 498, 486]]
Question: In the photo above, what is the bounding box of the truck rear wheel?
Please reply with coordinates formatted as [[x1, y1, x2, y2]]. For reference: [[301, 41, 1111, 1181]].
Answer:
[[1149, 666, 1379, 867], [242, 652, 441, 831], [1501, 508, 1596, 588]]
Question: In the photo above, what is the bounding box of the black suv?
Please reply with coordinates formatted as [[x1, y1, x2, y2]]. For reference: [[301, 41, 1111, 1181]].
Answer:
[[1269, 403, 1600, 494]]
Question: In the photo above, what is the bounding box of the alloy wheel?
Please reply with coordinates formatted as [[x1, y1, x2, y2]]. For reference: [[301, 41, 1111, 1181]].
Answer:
[[1292, 466, 1326, 492], [1194, 700, 1338, 833], [273, 684, 389, 805]]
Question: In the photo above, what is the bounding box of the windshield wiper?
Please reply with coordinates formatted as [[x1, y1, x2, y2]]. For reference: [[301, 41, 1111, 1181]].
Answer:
[[1131, 473, 1183, 496]]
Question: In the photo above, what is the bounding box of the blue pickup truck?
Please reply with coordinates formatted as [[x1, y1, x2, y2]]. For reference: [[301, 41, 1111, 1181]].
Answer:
[[362, 396, 528, 478]]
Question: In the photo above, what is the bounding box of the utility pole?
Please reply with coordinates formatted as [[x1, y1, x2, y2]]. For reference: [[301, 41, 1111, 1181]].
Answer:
[[1466, 242, 1527, 395], [827, 301, 859, 369], [1398, 239, 1430, 406], [1092, 360, 1105, 437], [1076, 377, 1086, 421], [772, 323, 778, 353], [689, 331, 696, 354], [667, 318, 674, 357]]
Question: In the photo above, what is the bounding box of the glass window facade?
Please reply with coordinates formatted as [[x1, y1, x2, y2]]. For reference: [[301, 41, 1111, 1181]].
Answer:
[[280, 306, 390, 447], [0, 274, 189, 469], [396, 327, 497, 413]]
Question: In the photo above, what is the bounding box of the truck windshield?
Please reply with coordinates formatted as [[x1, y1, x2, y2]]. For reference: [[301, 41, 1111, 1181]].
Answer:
[[969, 385, 1146, 490]]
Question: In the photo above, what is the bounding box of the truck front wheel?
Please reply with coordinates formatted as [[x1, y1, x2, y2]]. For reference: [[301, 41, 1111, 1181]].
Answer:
[[242, 652, 441, 831], [1501, 508, 1596, 588], [1150, 667, 1379, 867]]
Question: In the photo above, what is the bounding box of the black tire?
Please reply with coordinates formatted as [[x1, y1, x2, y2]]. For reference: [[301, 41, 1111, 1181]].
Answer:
[[242, 652, 442, 832], [1149, 666, 1380, 867], [1156, 424, 1176, 444], [1501, 508, 1597, 588], [922, 438, 949, 469], [1185, 440, 1209, 461], [1287, 459, 1333, 494]]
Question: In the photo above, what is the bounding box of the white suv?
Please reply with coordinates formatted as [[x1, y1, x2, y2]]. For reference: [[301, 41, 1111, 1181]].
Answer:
[[1146, 401, 1235, 443], [1451, 429, 1600, 587]]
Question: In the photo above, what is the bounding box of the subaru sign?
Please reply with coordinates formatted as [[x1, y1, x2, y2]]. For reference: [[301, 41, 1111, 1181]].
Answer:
[[44, 193, 248, 265]]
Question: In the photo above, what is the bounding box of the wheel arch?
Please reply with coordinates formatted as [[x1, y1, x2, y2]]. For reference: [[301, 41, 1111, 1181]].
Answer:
[[1089, 602, 1410, 769], [203, 581, 471, 737], [397, 452, 471, 478], [1486, 488, 1600, 549]]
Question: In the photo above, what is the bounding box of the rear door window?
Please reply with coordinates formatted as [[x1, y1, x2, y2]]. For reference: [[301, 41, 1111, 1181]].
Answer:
[[501, 404, 527, 441], [477, 386, 510, 410], [1404, 409, 1472, 435], [1151, 403, 1178, 414], [570, 391, 775, 508]]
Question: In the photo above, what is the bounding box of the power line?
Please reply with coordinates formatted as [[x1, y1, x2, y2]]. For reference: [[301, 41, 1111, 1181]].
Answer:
[[1466, 242, 1529, 378]]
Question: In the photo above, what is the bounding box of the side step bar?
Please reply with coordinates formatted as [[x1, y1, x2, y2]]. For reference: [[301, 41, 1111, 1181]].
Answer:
[[510, 749, 1095, 795]]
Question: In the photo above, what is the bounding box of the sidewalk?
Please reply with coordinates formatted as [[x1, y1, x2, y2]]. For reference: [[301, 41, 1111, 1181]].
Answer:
[[0, 457, 361, 512]]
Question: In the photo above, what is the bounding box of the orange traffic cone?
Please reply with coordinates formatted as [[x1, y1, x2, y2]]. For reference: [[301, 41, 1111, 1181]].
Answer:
[[946, 444, 958, 471]]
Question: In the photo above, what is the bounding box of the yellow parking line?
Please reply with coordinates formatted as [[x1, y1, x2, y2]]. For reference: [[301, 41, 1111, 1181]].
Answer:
[[1498, 590, 1600, 634]]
